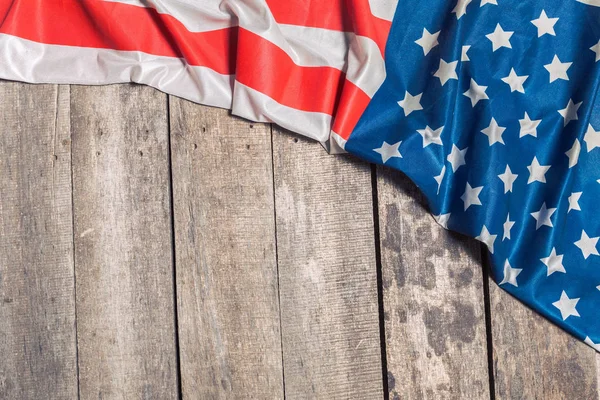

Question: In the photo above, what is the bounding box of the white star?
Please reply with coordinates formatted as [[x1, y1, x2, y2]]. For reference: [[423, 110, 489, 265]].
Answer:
[[530, 202, 556, 230], [501, 68, 528, 93], [544, 55, 572, 83], [503, 214, 515, 241], [476, 225, 497, 253], [480, 0, 497, 5], [584, 124, 600, 152], [565, 139, 581, 168], [397, 91, 423, 116], [461, 182, 483, 211], [463, 79, 489, 107], [415, 28, 440, 56], [499, 260, 522, 287], [568, 192, 582, 213], [558, 99, 582, 127], [498, 165, 518, 193], [434, 166, 446, 194], [417, 125, 444, 147], [591, 40, 600, 62], [434, 213, 451, 229], [486, 24, 513, 52], [531, 10, 558, 37], [481, 117, 506, 146], [585, 337, 600, 351], [452, 0, 473, 19], [527, 157, 550, 184], [447, 145, 468, 172], [461, 45, 471, 61], [552, 291, 580, 320], [541, 248, 566, 276], [434, 59, 459, 86], [575, 230, 600, 259], [374, 141, 402, 163], [519, 112, 541, 138]]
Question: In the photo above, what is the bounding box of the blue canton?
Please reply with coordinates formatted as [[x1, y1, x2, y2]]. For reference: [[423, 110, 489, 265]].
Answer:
[[346, 0, 600, 350]]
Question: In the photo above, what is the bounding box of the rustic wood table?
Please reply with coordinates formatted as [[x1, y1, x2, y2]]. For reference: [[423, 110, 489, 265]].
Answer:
[[0, 81, 598, 399]]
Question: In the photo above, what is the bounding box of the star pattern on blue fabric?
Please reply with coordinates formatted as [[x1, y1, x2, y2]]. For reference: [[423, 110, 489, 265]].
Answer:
[[348, 0, 600, 351]]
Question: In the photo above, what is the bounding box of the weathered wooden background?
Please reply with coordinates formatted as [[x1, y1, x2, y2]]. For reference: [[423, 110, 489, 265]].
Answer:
[[0, 81, 598, 399]]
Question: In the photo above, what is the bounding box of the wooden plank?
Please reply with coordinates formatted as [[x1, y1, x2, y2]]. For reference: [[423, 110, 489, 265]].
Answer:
[[70, 84, 179, 399], [169, 101, 284, 399], [376, 167, 490, 399], [0, 82, 77, 399], [273, 130, 384, 399], [490, 279, 599, 399]]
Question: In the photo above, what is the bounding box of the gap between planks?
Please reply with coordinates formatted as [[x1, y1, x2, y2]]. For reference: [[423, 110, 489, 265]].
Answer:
[[2, 81, 600, 399]]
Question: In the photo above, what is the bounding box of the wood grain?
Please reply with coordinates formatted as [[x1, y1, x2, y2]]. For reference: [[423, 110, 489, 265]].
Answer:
[[0, 82, 77, 399], [273, 130, 383, 399], [376, 167, 490, 400], [169, 100, 284, 399], [70, 84, 179, 399], [490, 279, 598, 399]]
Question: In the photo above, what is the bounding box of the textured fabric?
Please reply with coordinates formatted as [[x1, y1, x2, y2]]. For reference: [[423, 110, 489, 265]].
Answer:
[[1, 0, 600, 350], [0, 0, 393, 148], [348, 0, 600, 350]]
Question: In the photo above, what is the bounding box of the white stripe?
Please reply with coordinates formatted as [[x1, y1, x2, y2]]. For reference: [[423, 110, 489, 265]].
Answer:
[[103, 0, 386, 97], [347, 35, 386, 97], [0, 34, 333, 143], [0, 34, 233, 108], [102, 0, 233, 33], [368, 0, 399, 21], [232, 81, 332, 143], [276, 24, 350, 70], [577, 0, 600, 6]]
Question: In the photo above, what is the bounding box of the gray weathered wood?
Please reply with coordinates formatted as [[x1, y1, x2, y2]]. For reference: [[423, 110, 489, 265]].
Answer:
[[169, 100, 284, 399], [70, 84, 179, 399], [0, 82, 77, 399], [490, 279, 599, 399], [376, 167, 490, 400], [273, 130, 383, 399]]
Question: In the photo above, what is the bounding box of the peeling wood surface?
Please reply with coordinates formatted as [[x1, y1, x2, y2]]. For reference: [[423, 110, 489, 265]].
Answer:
[[0, 82, 77, 399], [169, 99, 284, 399], [0, 82, 599, 399], [70, 85, 179, 399], [376, 167, 490, 400], [490, 280, 598, 399], [273, 130, 384, 399]]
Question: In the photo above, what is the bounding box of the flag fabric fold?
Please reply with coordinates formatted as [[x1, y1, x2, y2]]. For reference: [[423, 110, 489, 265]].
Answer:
[[0, 0, 391, 151], [1, 0, 599, 350]]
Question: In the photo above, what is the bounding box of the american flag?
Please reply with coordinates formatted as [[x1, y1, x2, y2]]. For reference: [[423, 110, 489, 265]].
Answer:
[[1, 0, 599, 350], [0, 0, 395, 153]]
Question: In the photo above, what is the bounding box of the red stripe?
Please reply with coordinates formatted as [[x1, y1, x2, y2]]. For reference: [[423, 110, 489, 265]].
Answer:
[[236, 28, 350, 115], [265, 0, 392, 55], [0, 0, 372, 129], [0, 0, 236, 75], [332, 83, 372, 140]]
